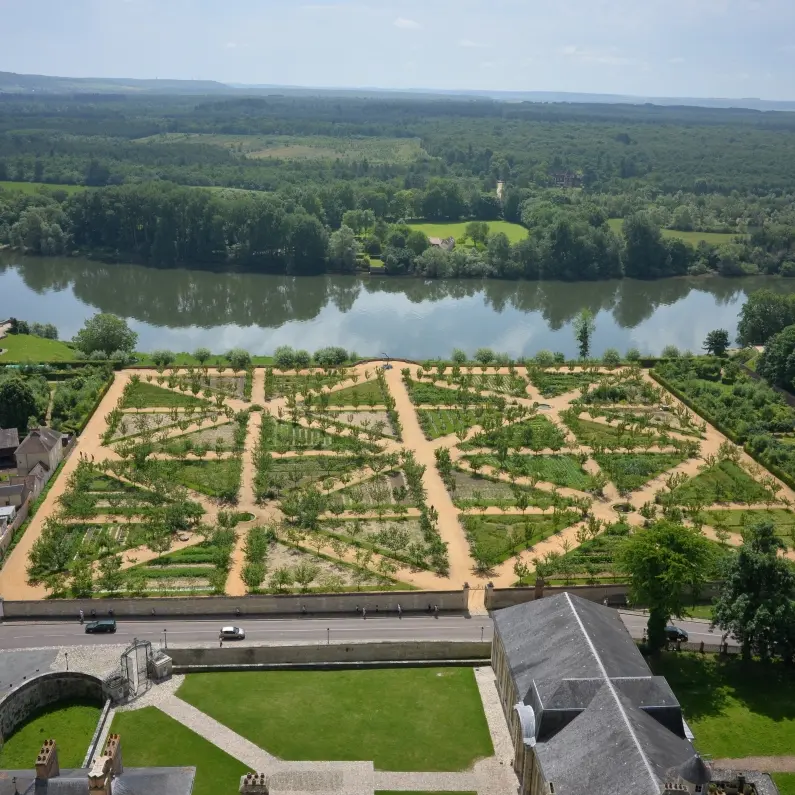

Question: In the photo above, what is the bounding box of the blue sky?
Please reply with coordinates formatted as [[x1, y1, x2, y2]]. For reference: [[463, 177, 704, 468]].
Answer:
[[3, 0, 795, 99]]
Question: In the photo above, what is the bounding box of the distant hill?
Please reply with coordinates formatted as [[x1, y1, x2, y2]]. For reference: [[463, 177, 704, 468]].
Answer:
[[0, 71, 231, 95], [1, 70, 793, 111]]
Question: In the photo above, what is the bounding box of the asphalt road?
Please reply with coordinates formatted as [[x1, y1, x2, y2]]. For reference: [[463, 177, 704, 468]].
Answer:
[[0, 610, 732, 651]]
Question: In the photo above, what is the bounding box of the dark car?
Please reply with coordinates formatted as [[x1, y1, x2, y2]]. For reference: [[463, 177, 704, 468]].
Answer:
[[85, 619, 117, 634], [666, 625, 688, 642]]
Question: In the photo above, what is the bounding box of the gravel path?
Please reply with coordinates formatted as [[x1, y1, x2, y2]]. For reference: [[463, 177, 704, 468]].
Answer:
[[711, 757, 795, 772]]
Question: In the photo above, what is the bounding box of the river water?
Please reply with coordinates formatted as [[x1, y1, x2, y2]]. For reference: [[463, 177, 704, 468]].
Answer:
[[3, 254, 795, 359]]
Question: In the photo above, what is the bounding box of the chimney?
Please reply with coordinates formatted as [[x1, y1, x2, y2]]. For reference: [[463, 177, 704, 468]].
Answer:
[[35, 739, 59, 780], [240, 772, 269, 794], [104, 733, 123, 775], [88, 755, 113, 795]]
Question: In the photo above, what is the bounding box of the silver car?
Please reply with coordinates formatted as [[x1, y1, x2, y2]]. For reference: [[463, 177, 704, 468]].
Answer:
[[220, 626, 245, 640]]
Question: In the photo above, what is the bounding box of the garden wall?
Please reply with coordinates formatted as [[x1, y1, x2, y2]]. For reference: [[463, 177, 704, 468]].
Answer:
[[1, 589, 467, 620], [0, 672, 103, 746], [170, 640, 490, 671]]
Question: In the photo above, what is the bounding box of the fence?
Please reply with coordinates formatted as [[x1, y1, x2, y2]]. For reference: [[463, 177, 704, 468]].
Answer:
[[1, 588, 468, 620], [0, 498, 30, 557]]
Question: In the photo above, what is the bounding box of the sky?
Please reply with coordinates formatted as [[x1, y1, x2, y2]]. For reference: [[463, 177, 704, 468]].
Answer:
[[3, 0, 795, 100]]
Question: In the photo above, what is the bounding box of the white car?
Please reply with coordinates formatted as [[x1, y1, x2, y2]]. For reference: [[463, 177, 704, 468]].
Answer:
[[220, 626, 245, 640]]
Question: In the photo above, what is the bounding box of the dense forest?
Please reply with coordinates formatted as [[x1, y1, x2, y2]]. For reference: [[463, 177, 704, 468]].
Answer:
[[2, 93, 795, 280]]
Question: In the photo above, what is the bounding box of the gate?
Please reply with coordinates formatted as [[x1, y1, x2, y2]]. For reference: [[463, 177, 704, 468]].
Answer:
[[121, 638, 152, 696]]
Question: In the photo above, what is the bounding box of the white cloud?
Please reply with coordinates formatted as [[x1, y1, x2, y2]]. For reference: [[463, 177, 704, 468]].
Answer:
[[393, 17, 421, 30], [458, 38, 486, 48], [225, 41, 238, 49]]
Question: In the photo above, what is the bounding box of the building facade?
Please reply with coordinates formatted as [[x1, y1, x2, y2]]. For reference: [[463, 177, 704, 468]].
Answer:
[[15, 427, 63, 477]]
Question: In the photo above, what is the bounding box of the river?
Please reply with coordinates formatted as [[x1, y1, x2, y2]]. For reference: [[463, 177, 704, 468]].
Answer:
[[3, 254, 795, 359]]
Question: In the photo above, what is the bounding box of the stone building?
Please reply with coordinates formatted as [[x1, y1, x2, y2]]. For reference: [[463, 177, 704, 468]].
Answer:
[[491, 592, 710, 795], [14, 427, 63, 478]]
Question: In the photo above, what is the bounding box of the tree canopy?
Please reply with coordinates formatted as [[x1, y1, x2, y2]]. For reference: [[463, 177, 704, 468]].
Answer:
[[73, 313, 138, 357]]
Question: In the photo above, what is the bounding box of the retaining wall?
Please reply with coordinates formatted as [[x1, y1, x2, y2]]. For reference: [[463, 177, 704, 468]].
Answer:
[[0, 672, 104, 746], [170, 640, 490, 671], [2, 589, 466, 620]]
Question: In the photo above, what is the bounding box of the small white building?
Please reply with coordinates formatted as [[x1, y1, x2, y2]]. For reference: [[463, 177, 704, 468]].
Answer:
[[15, 427, 63, 477]]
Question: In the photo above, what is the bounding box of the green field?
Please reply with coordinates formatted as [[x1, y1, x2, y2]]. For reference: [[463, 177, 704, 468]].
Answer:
[[0, 180, 88, 196], [408, 220, 528, 244], [134, 133, 428, 164], [653, 653, 795, 758], [607, 218, 741, 246], [417, 408, 482, 440], [176, 668, 493, 771], [774, 774, 795, 795], [0, 701, 101, 768], [463, 453, 591, 490], [0, 334, 77, 363], [325, 381, 385, 406], [111, 707, 247, 795], [673, 460, 774, 505], [122, 381, 207, 409], [167, 458, 241, 500], [702, 507, 795, 548]]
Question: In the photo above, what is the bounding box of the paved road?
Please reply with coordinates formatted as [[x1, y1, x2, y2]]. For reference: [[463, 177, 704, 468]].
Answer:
[[0, 611, 731, 651]]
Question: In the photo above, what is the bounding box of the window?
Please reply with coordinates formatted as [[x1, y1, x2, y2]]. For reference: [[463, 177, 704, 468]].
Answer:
[[695, 786, 703, 793]]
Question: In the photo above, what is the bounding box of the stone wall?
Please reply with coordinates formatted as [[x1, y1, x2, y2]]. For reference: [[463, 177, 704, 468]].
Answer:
[[0, 672, 104, 746], [2, 589, 467, 620], [170, 640, 490, 670], [485, 582, 722, 611]]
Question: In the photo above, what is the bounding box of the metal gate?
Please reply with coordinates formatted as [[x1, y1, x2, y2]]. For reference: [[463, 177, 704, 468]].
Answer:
[[121, 638, 152, 696]]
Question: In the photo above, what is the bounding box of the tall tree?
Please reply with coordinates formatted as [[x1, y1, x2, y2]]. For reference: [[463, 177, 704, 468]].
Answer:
[[757, 324, 795, 389], [573, 308, 596, 359], [737, 290, 795, 346], [617, 521, 713, 653], [713, 518, 795, 661], [0, 376, 38, 431], [703, 329, 730, 357], [73, 313, 138, 357]]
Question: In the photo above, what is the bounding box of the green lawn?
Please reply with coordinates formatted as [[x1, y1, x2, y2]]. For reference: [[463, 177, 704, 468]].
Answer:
[[0, 180, 88, 196], [0, 334, 76, 363], [168, 458, 241, 500], [111, 707, 247, 795], [774, 774, 795, 795], [653, 653, 795, 758], [133, 352, 275, 367], [177, 668, 493, 771], [685, 604, 715, 620], [0, 701, 101, 768], [122, 381, 207, 408], [594, 452, 686, 492], [407, 220, 528, 244], [606, 218, 741, 246], [417, 408, 483, 440]]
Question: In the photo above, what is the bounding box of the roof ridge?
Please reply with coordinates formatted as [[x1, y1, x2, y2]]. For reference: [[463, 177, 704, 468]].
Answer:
[[564, 591, 660, 791]]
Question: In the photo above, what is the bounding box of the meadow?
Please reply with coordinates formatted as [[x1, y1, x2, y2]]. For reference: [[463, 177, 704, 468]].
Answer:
[[407, 220, 529, 244]]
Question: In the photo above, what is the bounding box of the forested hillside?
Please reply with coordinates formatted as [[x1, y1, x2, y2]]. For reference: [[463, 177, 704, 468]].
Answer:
[[2, 93, 795, 280]]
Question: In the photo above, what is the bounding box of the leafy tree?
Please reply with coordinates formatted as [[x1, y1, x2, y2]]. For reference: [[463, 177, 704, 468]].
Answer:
[[737, 290, 795, 346], [151, 349, 175, 368], [757, 324, 795, 389], [474, 348, 495, 365], [616, 521, 713, 653], [97, 554, 125, 595], [466, 221, 490, 246], [73, 313, 137, 357], [226, 348, 252, 372], [70, 560, 94, 598], [328, 224, 360, 272], [661, 345, 680, 358], [451, 348, 467, 364], [406, 229, 430, 256], [274, 346, 296, 370], [602, 348, 621, 367], [0, 376, 39, 431], [242, 562, 266, 592], [703, 329, 730, 357], [713, 519, 795, 661], [573, 308, 596, 359], [194, 347, 212, 365]]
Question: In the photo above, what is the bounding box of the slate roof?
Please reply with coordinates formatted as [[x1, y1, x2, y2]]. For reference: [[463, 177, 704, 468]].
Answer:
[[0, 483, 26, 498], [0, 428, 19, 450], [493, 592, 708, 795], [0, 768, 195, 795], [15, 428, 61, 456]]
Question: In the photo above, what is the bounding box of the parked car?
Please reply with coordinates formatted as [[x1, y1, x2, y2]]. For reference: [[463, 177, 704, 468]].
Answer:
[[85, 619, 117, 634], [220, 626, 245, 640], [666, 625, 689, 642]]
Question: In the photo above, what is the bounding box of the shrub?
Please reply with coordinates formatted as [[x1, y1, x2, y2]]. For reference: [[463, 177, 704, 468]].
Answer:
[[451, 348, 467, 364], [661, 345, 681, 358], [474, 348, 495, 365], [602, 348, 622, 367], [274, 346, 296, 370], [625, 348, 641, 361], [151, 349, 175, 368], [314, 346, 348, 367], [294, 350, 311, 368], [534, 350, 555, 367]]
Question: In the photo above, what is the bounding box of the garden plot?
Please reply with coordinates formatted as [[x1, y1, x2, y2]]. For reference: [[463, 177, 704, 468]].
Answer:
[[529, 370, 602, 398], [562, 410, 662, 449], [322, 517, 426, 548], [462, 512, 580, 566], [594, 452, 687, 493], [417, 408, 483, 440], [671, 460, 776, 505], [153, 422, 237, 454], [405, 377, 491, 406], [335, 471, 412, 509], [461, 416, 568, 451], [109, 412, 175, 441], [449, 469, 575, 510], [323, 381, 386, 407], [265, 371, 349, 400], [122, 381, 208, 409], [702, 508, 795, 548], [265, 540, 388, 591], [462, 453, 591, 490], [205, 374, 246, 399], [435, 372, 530, 397], [264, 455, 370, 493], [267, 420, 378, 453], [325, 410, 396, 437], [595, 407, 704, 438]]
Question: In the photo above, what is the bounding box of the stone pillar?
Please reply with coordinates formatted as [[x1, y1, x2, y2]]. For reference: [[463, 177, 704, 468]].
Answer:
[[35, 739, 59, 780], [240, 772, 269, 794], [88, 756, 113, 795], [534, 578, 544, 601], [104, 733, 123, 775]]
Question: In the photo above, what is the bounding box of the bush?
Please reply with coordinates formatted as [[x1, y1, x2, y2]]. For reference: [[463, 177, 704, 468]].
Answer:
[[151, 349, 175, 368], [274, 346, 296, 370], [474, 348, 495, 365], [226, 348, 251, 371], [661, 345, 681, 358], [602, 348, 622, 367], [314, 346, 348, 367], [534, 350, 555, 367], [294, 350, 311, 368], [626, 348, 641, 361], [451, 348, 467, 364]]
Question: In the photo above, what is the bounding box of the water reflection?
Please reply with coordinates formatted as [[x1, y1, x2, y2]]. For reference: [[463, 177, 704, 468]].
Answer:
[[2, 254, 793, 358]]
